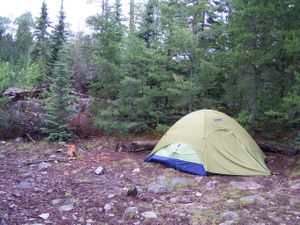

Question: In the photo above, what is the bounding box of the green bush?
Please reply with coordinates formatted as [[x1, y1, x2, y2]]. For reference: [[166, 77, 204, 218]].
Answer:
[[0, 62, 17, 92], [236, 110, 252, 132]]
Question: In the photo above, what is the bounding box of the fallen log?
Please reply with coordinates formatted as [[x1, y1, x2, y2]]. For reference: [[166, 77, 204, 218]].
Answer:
[[2, 87, 30, 100], [255, 140, 299, 155], [116, 139, 299, 155], [115, 140, 157, 152]]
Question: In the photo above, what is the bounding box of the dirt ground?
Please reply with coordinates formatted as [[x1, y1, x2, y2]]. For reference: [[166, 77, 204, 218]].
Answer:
[[0, 137, 299, 225]]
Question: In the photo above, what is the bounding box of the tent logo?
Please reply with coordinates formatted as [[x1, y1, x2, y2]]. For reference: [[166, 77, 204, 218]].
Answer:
[[213, 118, 223, 122]]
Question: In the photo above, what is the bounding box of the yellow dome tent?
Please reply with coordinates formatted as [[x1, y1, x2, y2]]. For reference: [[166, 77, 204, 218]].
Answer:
[[146, 110, 270, 176]]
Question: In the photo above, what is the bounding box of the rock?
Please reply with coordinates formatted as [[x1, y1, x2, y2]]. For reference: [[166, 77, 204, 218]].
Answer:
[[206, 180, 218, 188], [160, 196, 167, 201], [39, 213, 49, 220], [219, 221, 235, 225], [240, 194, 266, 204], [38, 162, 51, 171], [141, 211, 157, 219], [195, 192, 202, 197], [195, 177, 203, 183], [79, 216, 85, 223], [132, 168, 140, 173], [124, 207, 138, 217], [49, 154, 57, 158], [221, 211, 239, 220], [15, 180, 31, 189], [127, 187, 142, 197], [14, 137, 23, 143], [226, 199, 235, 204], [147, 176, 189, 193], [290, 179, 300, 189], [170, 197, 177, 203], [147, 183, 172, 194], [52, 198, 61, 205], [129, 201, 135, 207], [230, 181, 262, 190], [197, 205, 208, 210], [108, 193, 115, 198], [12, 191, 21, 197], [95, 166, 104, 175], [170, 177, 189, 188], [86, 219, 94, 223], [104, 203, 112, 212], [180, 196, 193, 203], [21, 171, 34, 178], [58, 204, 74, 212]]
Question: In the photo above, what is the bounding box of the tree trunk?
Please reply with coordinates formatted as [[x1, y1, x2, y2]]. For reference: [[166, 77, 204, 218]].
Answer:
[[129, 0, 135, 33], [251, 65, 260, 122]]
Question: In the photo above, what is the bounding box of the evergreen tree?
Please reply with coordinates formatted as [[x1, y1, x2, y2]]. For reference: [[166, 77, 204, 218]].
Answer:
[[223, 0, 300, 128], [43, 47, 73, 141], [87, 0, 123, 100], [0, 17, 13, 63], [138, 0, 159, 48], [13, 12, 34, 68], [50, 0, 67, 76], [30, 0, 51, 87]]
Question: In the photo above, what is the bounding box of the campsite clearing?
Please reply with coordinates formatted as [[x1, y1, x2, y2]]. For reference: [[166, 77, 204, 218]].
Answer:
[[0, 137, 299, 224]]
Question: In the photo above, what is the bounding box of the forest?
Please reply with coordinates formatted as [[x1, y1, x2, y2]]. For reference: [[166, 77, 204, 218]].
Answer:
[[1, 1, 300, 224], [0, 0, 299, 143]]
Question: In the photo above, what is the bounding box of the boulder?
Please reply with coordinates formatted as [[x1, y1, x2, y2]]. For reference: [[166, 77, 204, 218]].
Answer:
[[240, 194, 266, 204], [124, 207, 138, 217], [38, 162, 51, 171], [58, 204, 74, 212], [39, 213, 50, 220], [221, 211, 239, 220], [230, 181, 262, 190], [141, 211, 157, 219]]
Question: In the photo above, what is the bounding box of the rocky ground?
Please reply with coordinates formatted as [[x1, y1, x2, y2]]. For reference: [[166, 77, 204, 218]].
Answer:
[[0, 137, 299, 225]]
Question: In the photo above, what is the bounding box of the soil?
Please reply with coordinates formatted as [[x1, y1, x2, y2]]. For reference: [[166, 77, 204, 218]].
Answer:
[[0, 137, 299, 225]]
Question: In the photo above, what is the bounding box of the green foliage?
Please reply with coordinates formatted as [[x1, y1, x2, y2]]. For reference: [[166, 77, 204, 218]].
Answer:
[[30, 0, 51, 86], [13, 12, 34, 68], [0, 62, 17, 92], [43, 48, 74, 141], [50, 1, 67, 77], [236, 110, 252, 132], [0, 96, 10, 107], [24, 61, 47, 88], [0, 0, 299, 140]]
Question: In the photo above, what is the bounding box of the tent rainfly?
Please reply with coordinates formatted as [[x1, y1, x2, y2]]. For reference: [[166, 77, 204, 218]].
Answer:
[[146, 109, 270, 176]]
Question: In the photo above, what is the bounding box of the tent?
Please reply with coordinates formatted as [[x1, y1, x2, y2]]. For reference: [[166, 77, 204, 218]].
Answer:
[[146, 109, 270, 176]]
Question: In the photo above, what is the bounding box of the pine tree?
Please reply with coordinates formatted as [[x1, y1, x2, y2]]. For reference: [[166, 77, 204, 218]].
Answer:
[[138, 0, 158, 48], [50, 0, 67, 76], [13, 12, 34, 69], [31, 1, 50, 62], [43, 47, 74, 141], [30, 0, 51, 87], [223, 0, 299, 125], [87, 0, 123, 99]]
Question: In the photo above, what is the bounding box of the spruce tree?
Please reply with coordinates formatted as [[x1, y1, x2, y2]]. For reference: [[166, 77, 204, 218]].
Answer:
[[138, 0, 158, 48], [50, 0, 67, 77], [31, 1, 50, 62], [43, 47, 73, 141], [30, 0, 51, 87]]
